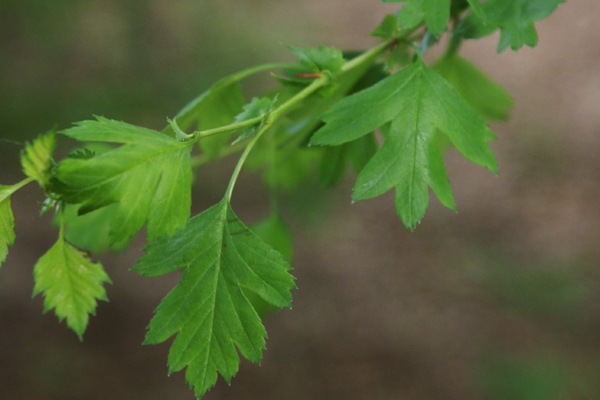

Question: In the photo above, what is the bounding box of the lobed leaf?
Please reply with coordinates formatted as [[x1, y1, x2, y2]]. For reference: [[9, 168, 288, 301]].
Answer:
[[134, 197, 295, 398], [481, 0, 565, 52], [311, 57, 497, 229], [33, 236, 111, 339], [54, 116, 193, 249]]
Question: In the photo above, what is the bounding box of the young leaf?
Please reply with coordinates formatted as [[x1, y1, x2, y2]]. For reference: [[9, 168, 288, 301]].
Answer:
[[232, 97, 274, 144], [134, 197, 295, 398], [54, 117, 193, 249], [386, 0, 451, 37], [286, 44, 345, 73], [433, 54, 514, 121], [21, 130, 56, 187], [481, 0, 565, 52], [311, 57, 498, 229], [33, 235, 111, 339]]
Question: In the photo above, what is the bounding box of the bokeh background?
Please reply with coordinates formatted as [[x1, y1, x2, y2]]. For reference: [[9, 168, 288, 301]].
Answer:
[[2, 1, 600, 399]]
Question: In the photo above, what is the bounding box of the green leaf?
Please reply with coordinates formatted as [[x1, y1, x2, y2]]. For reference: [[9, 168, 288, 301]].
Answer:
[[134, 198, 295, 398], [433, 54, 514, 120], [33, 235, 111, 339], [481, 0, 565, 52], [453, 10, 498, 41], [59, 203, 116, 255], [247, 212, 294, 318], [54, 116, 193, 249], [466, 0, 486, 18], [0, 187, 16, 267], [232, 97, 275, 144], [21, 130, 56, 187], [389, 0, 451, 36], [311, 58, 497, 229], [286, 44, 345, 73], [370, 14, 400, 39], [0, 180, 32, 268]]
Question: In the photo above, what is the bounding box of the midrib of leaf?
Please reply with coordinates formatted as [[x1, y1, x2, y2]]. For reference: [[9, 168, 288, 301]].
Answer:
[[408, 65, 425, 225], [58, 240, 85, 319], [168, 204, 226, 375]]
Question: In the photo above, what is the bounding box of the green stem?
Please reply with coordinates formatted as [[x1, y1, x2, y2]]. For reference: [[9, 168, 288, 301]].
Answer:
[[341, 39, 393, 73], [193, 115, 264, 140], [214, 63, 297, 83]]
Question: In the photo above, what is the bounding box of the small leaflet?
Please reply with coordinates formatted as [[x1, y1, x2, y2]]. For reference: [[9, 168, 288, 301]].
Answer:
[[232, 97, 275, 144], [286, 44, 345, 73]]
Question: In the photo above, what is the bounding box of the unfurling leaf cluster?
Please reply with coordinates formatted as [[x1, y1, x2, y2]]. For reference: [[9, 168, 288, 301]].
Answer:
[[0, 1, 565, 398]]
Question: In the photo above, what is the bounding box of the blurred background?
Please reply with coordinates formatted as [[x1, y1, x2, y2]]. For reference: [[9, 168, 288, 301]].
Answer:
[[1, 0, 600, 399]]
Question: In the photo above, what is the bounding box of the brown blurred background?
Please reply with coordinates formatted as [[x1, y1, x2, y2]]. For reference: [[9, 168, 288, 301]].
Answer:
[[1, 1, 600, 399]]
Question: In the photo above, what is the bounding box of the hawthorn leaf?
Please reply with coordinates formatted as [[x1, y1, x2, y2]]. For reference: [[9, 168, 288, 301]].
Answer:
[[481, 0, 565, 52], [21, 130, 56, 187], [33, 235, 111, 339], [134, 198, 295, 398], [311, 58, 497, 229], [386, 0, 451, 36], [433, 54, 514, 120], [54, 116, 192, 249]]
